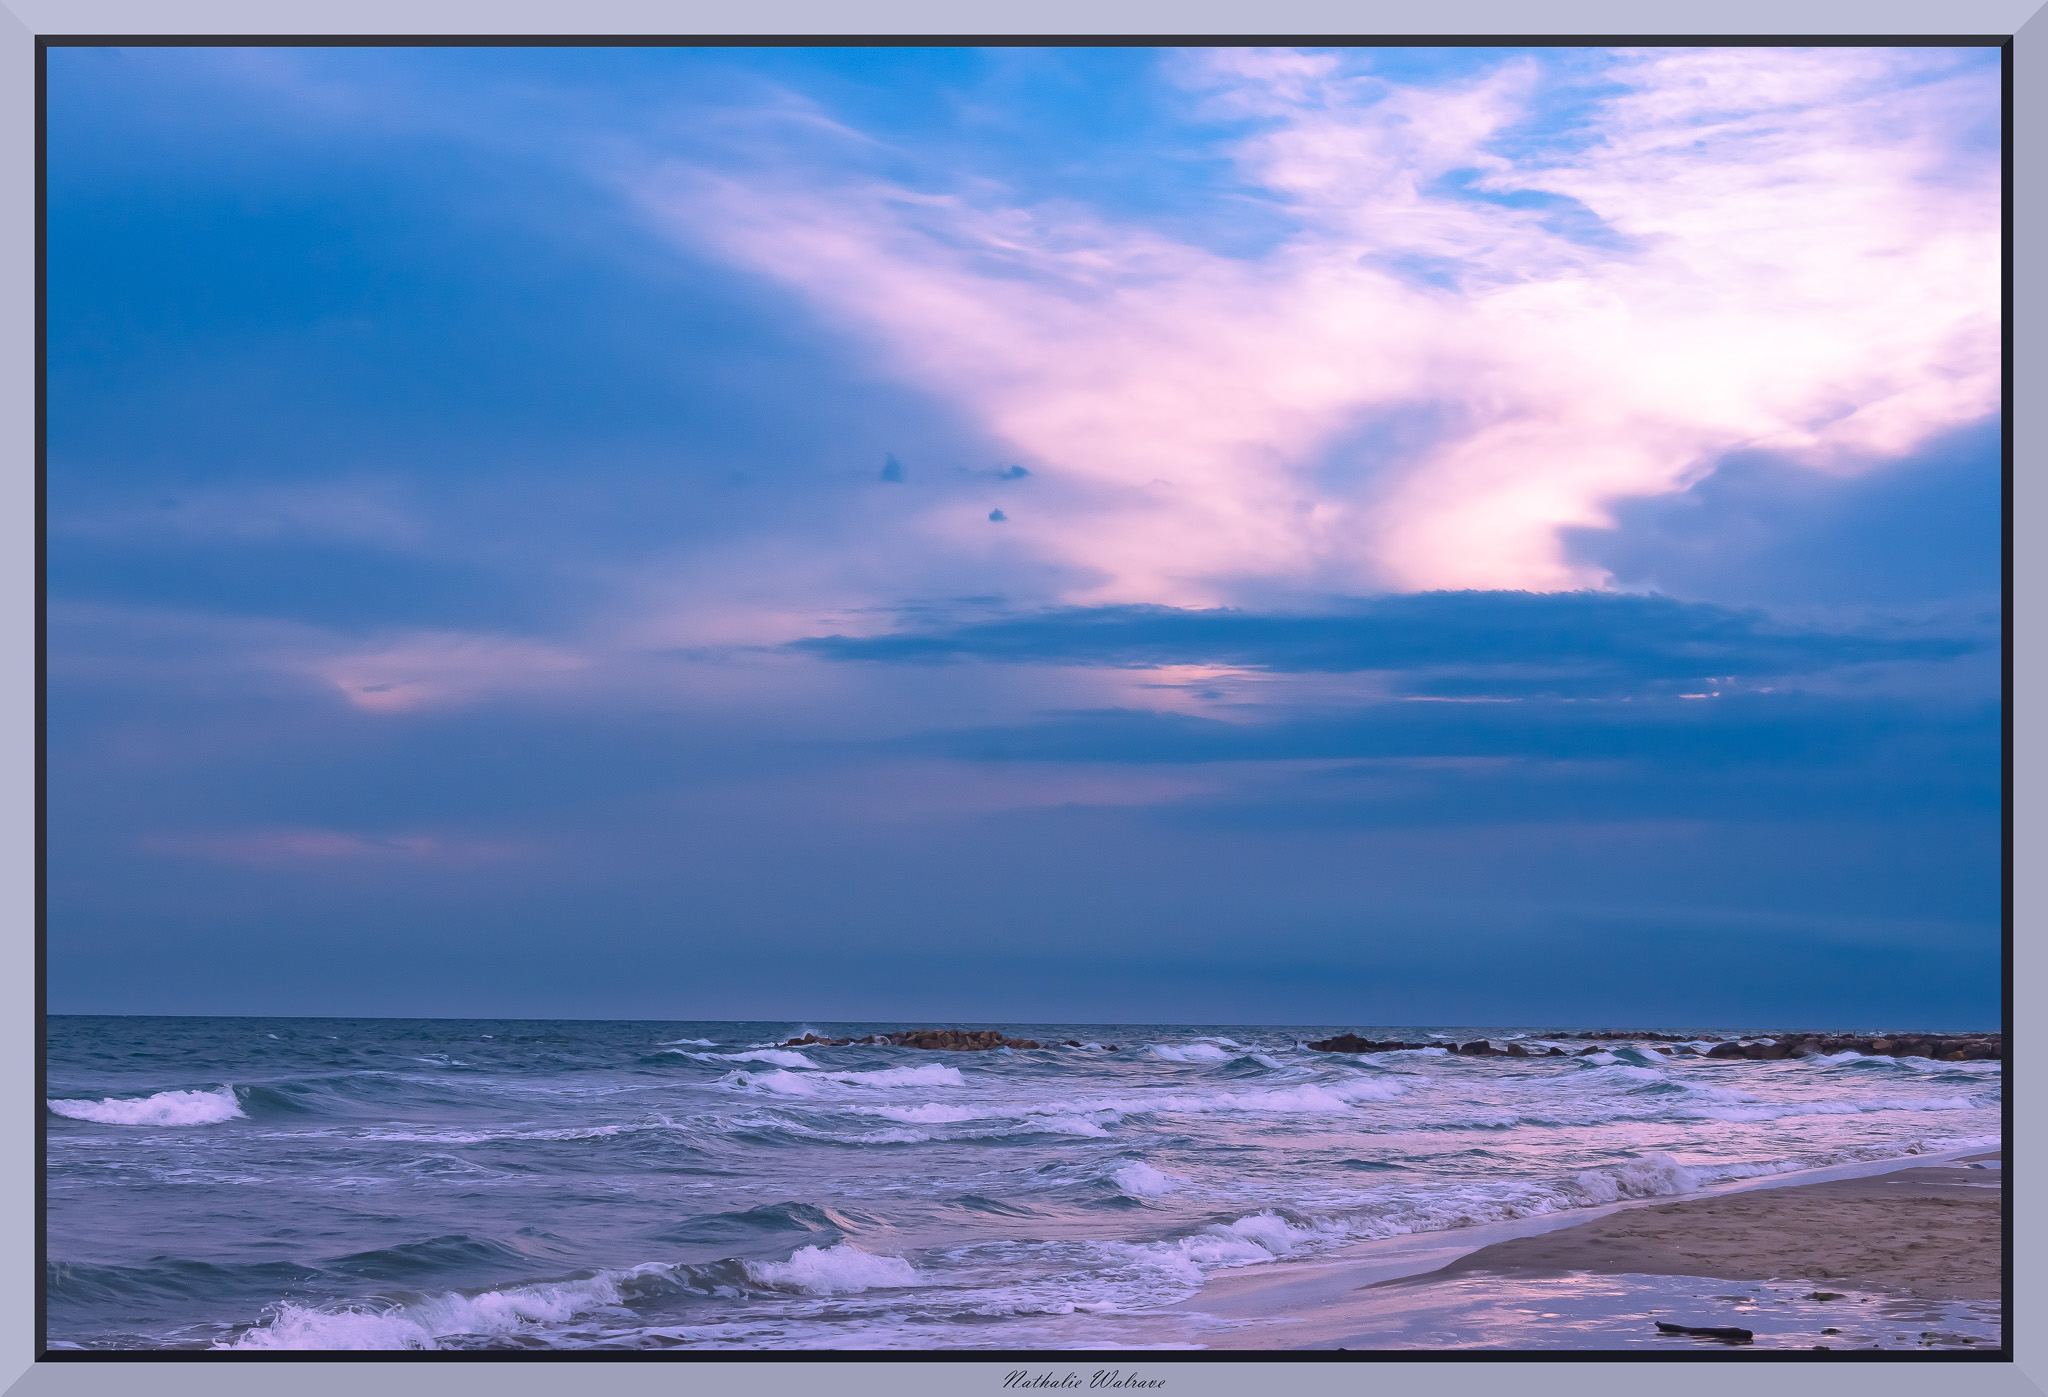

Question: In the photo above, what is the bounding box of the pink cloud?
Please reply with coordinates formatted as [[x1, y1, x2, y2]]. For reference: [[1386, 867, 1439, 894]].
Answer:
[[633, 47, 1998, 601], [141, 828, 529, 866]]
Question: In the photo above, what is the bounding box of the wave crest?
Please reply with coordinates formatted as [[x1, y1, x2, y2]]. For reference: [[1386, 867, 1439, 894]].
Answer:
[[47, 1086, 244, 1127], [743, 1244, 920, 1295]]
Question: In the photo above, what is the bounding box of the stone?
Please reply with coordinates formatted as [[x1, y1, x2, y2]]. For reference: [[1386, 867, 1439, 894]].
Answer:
[[1305, 1034, 1426, 1054]]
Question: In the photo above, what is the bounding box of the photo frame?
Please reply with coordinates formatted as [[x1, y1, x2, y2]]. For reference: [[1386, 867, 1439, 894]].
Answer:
[[10, 1, 2035, 1394]]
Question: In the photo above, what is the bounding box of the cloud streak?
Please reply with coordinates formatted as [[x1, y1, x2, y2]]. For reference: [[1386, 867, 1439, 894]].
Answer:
[[792, 590, 1988, 693]]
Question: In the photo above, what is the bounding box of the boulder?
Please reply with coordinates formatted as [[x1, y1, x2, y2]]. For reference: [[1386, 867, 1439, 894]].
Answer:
[[887, 1029, 1043, 1051], [1306, 1034, 1425, 1053]]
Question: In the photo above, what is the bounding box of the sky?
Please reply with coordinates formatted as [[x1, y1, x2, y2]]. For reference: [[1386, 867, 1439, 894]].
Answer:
[[44, 44, 2004, 1028]]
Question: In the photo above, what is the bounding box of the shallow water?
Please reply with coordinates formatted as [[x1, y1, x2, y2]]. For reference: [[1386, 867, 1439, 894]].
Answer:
[[44, 1017, 2001, 1350], [1211, 1272, 2005, 1351]]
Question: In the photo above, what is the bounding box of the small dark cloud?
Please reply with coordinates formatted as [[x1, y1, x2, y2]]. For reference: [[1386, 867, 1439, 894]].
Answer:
[[879, 454, 906, 483], [996, 464, 1030, 479], [988, 508, 1007, 522]]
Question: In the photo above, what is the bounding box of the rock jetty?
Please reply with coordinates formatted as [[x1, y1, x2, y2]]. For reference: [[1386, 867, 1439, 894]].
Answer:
[[1304, 1031, 2001, 1062], [783, 1029, 1055, 1052], [1696, 1033, 2000, 1062]]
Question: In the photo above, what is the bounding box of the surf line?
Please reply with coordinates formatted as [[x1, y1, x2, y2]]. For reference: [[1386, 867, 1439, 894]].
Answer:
[[1003, 1372, 1167, 1389]]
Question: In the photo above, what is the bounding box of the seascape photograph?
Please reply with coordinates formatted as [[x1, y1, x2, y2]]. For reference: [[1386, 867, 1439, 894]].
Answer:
[[41, 42, 2005, 1355]]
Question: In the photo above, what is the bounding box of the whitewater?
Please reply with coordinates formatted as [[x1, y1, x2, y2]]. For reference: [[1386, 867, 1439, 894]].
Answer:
[[44, 1017, 2001, 1351]]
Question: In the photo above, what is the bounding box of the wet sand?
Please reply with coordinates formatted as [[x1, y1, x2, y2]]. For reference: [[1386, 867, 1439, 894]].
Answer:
[[1176, 1150, 2002, 1350], [1402, 1153, 2002, 1301]]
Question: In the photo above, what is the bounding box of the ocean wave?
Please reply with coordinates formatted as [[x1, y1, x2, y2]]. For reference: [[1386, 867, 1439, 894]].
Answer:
[[1577, 1063, 1667, 1084], [1110, 1161, 1185, 1197], [1120, 1077, 1408, 1114], [1108, 1210, 1352, 1284], [220, 1269, 643, 1350], [806, 1074, 1411, 1139], [47, 1086, 244, 1126], [743, 1243, 920, 1295], [659, 1038, 717, 1046], [723, 1065, 967, 1097], [828, 1065, 967, 1087], [1570, 1151, 1699, 1202], [684, 1049, 815, 1069], [1149, 1043, 1233, 1064], [863, 1103, 985, 1124], [1690, 1094, 1981, 1122]]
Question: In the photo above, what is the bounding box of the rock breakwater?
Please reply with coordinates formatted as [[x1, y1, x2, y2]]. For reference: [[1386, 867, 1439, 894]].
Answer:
[[782, 1029, 1060, 1052], [1304, 1031, 2002, 1062]]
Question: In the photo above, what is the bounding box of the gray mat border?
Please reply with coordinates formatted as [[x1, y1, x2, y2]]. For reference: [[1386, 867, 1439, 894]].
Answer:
[[2, 3, 2035, 1394]]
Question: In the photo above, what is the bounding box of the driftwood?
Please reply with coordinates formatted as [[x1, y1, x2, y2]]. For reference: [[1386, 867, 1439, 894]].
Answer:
[[1655, 1321, 1755, 1344]]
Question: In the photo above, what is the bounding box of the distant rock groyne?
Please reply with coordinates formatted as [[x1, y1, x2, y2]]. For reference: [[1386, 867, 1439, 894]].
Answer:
[[773, 1027, 1998, 1060], [783, 1029, 1107, 1052], [1304, 1031, 2003, 1062]]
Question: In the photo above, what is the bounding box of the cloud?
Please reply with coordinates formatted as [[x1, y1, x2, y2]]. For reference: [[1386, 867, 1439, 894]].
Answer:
[[139, 827, 528, 865], [790, 590, 1988, 696], [1568, 415, 2003, 606], [635, 47, 1997, 606]]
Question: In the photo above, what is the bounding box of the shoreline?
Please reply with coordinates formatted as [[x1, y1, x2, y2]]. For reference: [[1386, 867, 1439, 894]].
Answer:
[[1169, 1148, 2002, 1350]]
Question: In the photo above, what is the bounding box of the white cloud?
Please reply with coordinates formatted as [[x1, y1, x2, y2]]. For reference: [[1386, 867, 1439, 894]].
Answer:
[[634, 47, 1998, 602]]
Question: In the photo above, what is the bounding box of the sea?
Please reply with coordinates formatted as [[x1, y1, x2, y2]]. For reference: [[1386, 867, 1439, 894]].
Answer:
[[43, 1017, 2003, 1352]]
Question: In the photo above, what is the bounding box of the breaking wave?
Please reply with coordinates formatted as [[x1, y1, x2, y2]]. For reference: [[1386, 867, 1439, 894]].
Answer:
[[47, 1086, 245, 1127]]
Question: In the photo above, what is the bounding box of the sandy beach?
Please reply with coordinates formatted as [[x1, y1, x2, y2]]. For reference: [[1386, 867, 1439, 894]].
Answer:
[[1404, 1153, 2003, 1301], [1177, 1150, 2003, 1350]]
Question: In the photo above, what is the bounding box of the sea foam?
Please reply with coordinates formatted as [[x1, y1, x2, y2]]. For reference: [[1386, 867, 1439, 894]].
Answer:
[[689, 1049, 815, 1068], [47, 1086, 244, 1127], [744, 1244, 920, 1295], [222, 1269, 636, 1350], [1111, 1161, 1186, 1197], [1571, 1151, 1700, 1202]]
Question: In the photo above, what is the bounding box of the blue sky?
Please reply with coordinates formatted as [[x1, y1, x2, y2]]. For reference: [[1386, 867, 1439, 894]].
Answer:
[[45, 45, 2003, 1027]]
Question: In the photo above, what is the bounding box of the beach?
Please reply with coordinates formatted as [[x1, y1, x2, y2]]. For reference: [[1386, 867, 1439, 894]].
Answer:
[[1181, 1151, 2003, 1350]]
